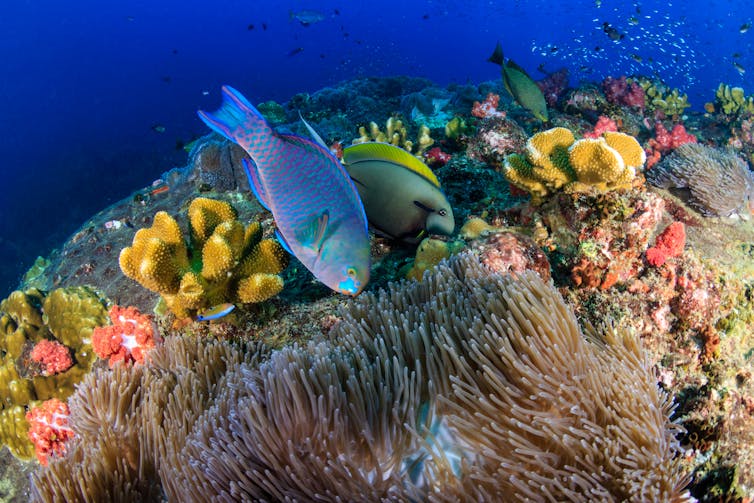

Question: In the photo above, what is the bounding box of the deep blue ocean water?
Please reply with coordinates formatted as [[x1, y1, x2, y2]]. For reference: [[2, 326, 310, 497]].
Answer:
[[0, 0, 751, 297]]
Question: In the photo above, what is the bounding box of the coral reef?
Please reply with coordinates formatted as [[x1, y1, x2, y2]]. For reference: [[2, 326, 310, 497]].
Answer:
[[0, 286, 108, 460], [646, 221, 686, 267], [602, 75, 646, 110], [714, 83, 754, 118], [31, 254, 690, 501], [503, 127, 644, 201], [119, 197, 289, 319], [647, 143, 754, 217], [634, 77, 691, 119]]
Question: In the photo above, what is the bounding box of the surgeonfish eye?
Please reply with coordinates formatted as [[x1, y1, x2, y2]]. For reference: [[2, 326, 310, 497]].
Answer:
[[438, 209, 447, 217]]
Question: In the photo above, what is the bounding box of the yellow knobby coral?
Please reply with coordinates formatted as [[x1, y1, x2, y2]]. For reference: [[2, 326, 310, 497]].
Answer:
[[633, 77, 691, 117], [119, 197, 289, 319], [715, 83, 754, 116], [503, 127, 642, 201], [405, 238, 464, 281], [353, 117, 434, 156], [0, 286, 107, 460]]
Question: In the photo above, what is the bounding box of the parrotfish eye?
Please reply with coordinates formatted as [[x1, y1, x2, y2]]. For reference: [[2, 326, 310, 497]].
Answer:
[[347, 267, 357, 278]]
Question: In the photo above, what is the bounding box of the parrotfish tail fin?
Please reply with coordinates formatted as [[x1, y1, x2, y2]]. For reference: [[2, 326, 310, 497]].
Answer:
[[197, 85, 270, 144], [487, 42, 504, 66]]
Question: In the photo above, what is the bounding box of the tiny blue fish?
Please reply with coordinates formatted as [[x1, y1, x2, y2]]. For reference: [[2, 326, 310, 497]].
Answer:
[[196, 303, 235, 321], [198, 86, 370, 295]]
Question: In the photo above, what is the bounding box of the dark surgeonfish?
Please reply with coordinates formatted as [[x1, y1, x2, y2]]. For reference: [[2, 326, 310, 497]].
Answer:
[[342, 143, 455, 243], [488, 42, 549, 122]]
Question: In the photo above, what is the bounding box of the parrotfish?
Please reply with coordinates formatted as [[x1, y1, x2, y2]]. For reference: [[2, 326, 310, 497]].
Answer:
[[198, 86, 370, 295], [196, 303, 235, 321], [342, 142, 455, 243], [487, 42, 549, 122]]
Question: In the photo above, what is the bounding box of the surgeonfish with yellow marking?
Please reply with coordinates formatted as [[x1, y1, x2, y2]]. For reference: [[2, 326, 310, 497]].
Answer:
[[487, 42, 549, 122], [342, 142, 455, 243], [196, 303, 235, 321], [198, 86, 370, 295]]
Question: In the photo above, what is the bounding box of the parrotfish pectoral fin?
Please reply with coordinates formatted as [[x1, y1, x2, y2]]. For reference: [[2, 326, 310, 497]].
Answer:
[[300, 211, 330, 253], [299, 113, 329, 149], [242, 158, 271, 210], [197, 85, 268, 143]]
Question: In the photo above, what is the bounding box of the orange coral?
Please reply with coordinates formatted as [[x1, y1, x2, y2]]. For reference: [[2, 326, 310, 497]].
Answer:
[[472, 93, 504, 119], [91, 305, 156, 367], [30, 340, 73, 376], [26, 398, 74, 466]]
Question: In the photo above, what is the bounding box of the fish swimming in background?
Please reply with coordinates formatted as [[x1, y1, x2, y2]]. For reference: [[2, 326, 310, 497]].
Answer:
[[290, 9, 325, 26], [198, 86, 371, 295], [196, 303, 235, 321], [487, 42, 549, 122], [342, 143, 455, 243]]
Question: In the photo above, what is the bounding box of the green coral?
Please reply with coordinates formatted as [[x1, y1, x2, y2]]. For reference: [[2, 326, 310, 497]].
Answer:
[[119, 197, 289, 319], [256, 100, 288, 124], [503, 127, 644, 202], [353, 116, 434, 156], [714, 83, 754, 117], [632, 77, 691, 117], [444, 116, 469, 141], [0, 286, 108, 460]]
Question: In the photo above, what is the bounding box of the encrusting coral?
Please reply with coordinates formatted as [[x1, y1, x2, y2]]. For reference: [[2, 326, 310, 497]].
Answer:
[[0, 286, 108, 461], [504, 127, 644, 201], [31, 253, 690, 501], [119, 197, 289, 319]]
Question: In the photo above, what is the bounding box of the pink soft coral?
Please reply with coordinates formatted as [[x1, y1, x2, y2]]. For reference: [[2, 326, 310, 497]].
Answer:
[[92, 305, 156, 366], [30, 340, 73, 376], [26, 398, 74, 465]]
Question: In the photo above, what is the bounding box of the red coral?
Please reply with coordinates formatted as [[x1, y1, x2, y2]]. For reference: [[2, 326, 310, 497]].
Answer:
[[583, 116, 618, 139], [472, 93, 505, 119], [646, 221, 686, 267], [645, 122, 697, 168], [29, 340, 73, 376], [92, 305, 156, 367], [26, 398, 74, 465], [425, 147, 451, 167], [329, 140, 343, 160], [602, 76, 645, 110]]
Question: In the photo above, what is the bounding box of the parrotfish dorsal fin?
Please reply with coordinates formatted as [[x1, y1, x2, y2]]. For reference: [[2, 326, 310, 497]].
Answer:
[[487, 42, 504, 66], [299, 211, 330, 253], [299, 113, 329, 149], [343, 143, 440, 187], [242, 158, 271, 210]]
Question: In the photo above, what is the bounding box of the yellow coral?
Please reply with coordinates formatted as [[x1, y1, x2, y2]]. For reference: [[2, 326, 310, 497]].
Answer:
[[715, 83, 754, 116], [405, 238, 464, 281], [504, 127, 642, 200], [188, 197, 238, 244], [634, 77, 691, 117], [120, 198, 289, 319], [0, 286, 107, 460], [353, 117, 434, 156]]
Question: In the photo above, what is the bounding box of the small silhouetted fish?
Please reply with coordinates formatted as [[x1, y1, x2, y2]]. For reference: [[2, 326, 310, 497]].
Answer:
[[334, 9, 340, 15], [734, 62, 746, 75], [262, 23, 267, 30], [602, 22, 625, 41], [320, 53, 325, 59], [152, 124, 166, 133], [287, 47, 304, 57], [422, 13, 430, 20], [733, 52, 742, 58], [247, 23, 254, 30], [290, 9, 325, 26], [740, 22, 751, 33], [161, 76, 171, 83], [126, 16, 134, 21], [628, 16, 639, 25], [631, 53, 642, 62], [594, 46, 602, 52], [172, 48, 178, 54]]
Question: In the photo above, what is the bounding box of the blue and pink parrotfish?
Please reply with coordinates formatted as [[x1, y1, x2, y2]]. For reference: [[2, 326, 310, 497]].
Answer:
[[198, 86, 370, 295]]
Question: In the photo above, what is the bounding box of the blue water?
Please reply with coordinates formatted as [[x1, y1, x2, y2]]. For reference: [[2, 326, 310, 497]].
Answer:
[[0, 0, 751, 296]]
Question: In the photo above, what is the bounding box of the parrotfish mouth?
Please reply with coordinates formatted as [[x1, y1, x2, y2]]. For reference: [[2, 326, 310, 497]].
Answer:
[[338, 276, 362, 295]]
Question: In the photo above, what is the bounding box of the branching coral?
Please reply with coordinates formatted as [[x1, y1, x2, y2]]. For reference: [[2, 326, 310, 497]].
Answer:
[[32, 254, 690, 501], [504, 127, 644, 201], [353, 116, 434, 156], [0, 286, 108, 460], [119, 197, 289, 318]]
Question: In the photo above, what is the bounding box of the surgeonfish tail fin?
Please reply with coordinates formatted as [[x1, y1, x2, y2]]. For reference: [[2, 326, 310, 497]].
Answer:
[[197, 85, 269, 144], [487, 42, 504, 66]]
